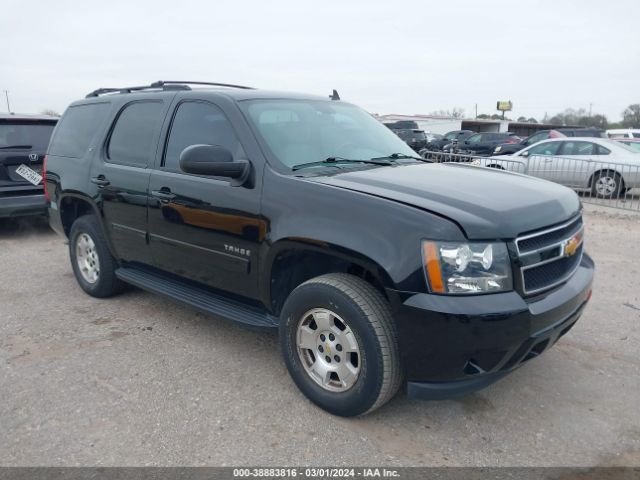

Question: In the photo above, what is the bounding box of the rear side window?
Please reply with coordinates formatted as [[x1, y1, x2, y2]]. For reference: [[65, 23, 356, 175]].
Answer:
[[49, 103, 110, 158], [107, 101, 164, 167], [561, 141, 595, 155]]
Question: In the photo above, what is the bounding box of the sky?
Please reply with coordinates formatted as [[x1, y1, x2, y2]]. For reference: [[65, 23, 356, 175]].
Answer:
[[1, 0, 639, 122]]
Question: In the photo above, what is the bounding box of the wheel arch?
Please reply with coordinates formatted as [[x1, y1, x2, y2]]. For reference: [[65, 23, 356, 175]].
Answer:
[[261, 239, 397, 316], [58, 193, 118, 257]]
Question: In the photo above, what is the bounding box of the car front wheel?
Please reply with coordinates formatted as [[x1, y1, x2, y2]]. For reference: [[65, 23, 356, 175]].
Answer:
[[280, 273, 402, 416]]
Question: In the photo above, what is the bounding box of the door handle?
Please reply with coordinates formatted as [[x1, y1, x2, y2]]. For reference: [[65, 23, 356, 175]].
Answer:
[[544, 158, 553, 163], [90, 176, 110, 187], [151, 189, 176, 202]]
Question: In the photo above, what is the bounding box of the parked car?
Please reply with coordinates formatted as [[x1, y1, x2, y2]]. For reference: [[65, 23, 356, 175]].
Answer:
[[493, 128, 606, 156], [493, 128, 606, 155], [425, 132, 444, 143], [426, 129, 475, 151], [393, 128, 428, 152], [614, 138, 640, 152], [607, 128, 640, 139], [455, 132, 521, 156], [478, 137, 640, 198], [46, 81, 593, 416], [0, 113, 58, 219]]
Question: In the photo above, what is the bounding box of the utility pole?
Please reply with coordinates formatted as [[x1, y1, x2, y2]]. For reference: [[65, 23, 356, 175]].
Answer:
[[589, 103, 592, 118], [475, 104, 478, 119], [3, 90, 10, 113]]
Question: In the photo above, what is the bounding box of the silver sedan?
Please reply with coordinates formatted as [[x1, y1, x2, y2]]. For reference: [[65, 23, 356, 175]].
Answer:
[[475, 137, 640, 198]]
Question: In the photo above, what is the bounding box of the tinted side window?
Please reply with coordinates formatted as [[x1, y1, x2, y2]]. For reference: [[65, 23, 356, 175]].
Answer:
[[107, 101, 164, 167], [49, 103, 110, 158], [596, 145, 611, 155], [527, 142, 560, 156], [467, 134, 481, 143], [561, 141, 595, 155], [525, 131, 548, 146], [164, 102, 244, 171]]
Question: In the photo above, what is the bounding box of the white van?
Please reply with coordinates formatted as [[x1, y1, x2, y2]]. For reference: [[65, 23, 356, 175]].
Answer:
[[607, 128, 640, 139]]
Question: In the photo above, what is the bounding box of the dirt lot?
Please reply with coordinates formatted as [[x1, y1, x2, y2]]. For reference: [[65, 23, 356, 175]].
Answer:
[[0, 207, 639, 467]]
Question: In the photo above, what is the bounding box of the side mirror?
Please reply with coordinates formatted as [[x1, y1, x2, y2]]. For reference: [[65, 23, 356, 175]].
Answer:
[[179, 144, 250, 186], [520, 150, 530, 157]]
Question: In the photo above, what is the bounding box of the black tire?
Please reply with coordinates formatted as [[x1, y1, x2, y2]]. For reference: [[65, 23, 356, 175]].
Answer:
[[487, 164, 505, 170], [591, 170, 623, 199], [280, 273, 402, 417], [69, 215, 124, 298]]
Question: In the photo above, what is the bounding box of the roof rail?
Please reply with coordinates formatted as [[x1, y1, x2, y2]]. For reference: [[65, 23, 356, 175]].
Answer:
[[85, 80, 255, 98]]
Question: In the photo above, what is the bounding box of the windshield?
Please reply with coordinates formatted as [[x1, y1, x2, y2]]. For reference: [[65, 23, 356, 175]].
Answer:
[[242, 100, 417, 169], [0, 122, 56, 150]]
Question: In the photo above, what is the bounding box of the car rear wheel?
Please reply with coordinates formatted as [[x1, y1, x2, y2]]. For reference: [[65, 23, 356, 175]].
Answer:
[[280, 273, 402, 416], [69, 215, 124, 298], [592, 170, 623, 199]]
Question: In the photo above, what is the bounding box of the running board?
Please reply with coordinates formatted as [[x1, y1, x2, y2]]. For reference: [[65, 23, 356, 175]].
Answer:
[[115, 267, 278, 329]]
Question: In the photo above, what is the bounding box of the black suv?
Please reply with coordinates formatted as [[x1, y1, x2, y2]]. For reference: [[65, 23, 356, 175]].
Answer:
[[493, 128, 606, 156], [0, 113, 57, 218], [455, 132, 521, 156], [46, 81, 594, 416], [426, 129, 475, 151]]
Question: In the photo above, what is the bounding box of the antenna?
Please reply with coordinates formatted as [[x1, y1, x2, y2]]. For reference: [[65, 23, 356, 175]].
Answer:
[[3, 90, 11, 113]]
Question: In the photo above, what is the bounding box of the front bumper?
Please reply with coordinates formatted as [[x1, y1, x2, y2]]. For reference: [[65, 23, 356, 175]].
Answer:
[[0, 193, 47, 218], [388, 253, 594, 400]]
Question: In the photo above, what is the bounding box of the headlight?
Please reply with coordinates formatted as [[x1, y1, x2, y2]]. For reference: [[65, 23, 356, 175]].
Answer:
[[422, 241, 512, 294], [494, 146, 502, 153]]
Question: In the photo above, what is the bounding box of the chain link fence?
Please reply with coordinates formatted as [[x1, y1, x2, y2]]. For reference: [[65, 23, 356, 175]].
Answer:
[[422, 150, 640, 212]]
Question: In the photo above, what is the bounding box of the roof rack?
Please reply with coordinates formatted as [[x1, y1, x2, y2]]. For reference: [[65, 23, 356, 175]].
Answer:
[[85, 80, 255, 98]]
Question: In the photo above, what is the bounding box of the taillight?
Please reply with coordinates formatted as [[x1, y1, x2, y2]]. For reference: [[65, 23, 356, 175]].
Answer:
[[42, 155, 49, 201]]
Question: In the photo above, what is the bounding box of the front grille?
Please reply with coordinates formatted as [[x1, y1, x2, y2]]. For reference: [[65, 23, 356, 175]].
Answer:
[[516, 215, 584, 295], [517, 216, 582, 253]]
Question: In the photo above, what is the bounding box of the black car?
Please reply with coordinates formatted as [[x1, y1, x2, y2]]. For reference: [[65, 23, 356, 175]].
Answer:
[[493, 128, 606, 156], [393, 128, 428, 152], [455, 132, 521, 156], [427, 129, 475, 151], [46, 81, 593, 416], [0, 113, 57, 218]]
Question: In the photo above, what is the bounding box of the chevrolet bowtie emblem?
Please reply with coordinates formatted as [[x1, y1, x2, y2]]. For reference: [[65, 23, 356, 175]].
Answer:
[[563, 230, 583, 257]]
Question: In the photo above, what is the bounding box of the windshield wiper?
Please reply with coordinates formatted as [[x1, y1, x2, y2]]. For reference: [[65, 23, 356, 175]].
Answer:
[[370, 152, 430, 162], [0, 145, 33, 150], [292, 156, 393, 171]]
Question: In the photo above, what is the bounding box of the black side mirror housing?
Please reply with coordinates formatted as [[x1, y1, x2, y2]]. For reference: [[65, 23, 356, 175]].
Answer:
[[179, 144, 250, 186]]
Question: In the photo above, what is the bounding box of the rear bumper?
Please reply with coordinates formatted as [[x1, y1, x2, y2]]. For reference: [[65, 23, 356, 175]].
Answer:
[[0, 193, 46, 218], [389, 253, 594, 400]]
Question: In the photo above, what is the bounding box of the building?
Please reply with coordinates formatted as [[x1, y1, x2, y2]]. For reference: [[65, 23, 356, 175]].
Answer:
[[376, 114, 580, 138]]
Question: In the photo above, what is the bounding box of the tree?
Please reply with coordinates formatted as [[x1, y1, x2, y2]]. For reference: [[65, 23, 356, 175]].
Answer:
[[577, 114, 608, 129], [622, 104, 640, 128], [41, 109, 60, 117], [429, 107, 465, 119]]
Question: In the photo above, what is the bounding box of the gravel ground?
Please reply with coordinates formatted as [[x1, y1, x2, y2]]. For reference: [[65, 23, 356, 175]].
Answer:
[[0, 208, 639, 467]]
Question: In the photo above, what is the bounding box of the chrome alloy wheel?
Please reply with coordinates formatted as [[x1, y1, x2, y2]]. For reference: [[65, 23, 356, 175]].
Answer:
[[594, 175, 618, 196], [296, 308, 361, 392], [75, 233, 100, 284]]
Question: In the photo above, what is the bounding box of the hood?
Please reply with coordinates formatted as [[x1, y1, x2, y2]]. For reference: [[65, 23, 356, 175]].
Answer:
[[307, 163, 581, 239]]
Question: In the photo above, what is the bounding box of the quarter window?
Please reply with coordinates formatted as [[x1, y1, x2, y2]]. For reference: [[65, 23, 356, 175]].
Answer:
[[164, 102, 244, 171], [107, 101, 164, 167], [49, 103, 110, 158]]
